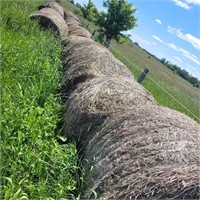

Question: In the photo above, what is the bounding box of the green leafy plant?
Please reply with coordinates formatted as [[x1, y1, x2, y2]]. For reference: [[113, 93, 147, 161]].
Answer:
[[81, 0, 99, 22]]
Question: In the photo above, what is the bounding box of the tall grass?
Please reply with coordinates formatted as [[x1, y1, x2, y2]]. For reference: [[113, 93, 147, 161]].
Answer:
[[1, 1, 79, 199]]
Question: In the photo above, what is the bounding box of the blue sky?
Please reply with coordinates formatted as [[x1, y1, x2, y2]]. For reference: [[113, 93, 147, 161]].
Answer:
[[74, 0, 200, 79]]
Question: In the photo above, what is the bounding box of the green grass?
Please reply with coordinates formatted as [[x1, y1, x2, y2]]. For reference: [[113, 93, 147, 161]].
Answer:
[[1, 1, 79, 199], [60, 1, 200, 122], [109, 41, 200, 122]]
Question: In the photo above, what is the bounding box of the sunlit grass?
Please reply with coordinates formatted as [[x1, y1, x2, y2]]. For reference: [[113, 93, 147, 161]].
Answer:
[[109, 41, 200, 122], [1, 1, 79, 199]]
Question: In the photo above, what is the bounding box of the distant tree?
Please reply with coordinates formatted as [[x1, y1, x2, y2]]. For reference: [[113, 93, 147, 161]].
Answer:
[[69, 0, 74, 4], [76, 3, 82, 9], [81, 0, 99, 22], [160, 58, 166, 65], [189, 77, 199, 86], [179, 69, 189, 80], [96, 0, 137, 47], [159, 57, 199, 88], [134, 42, 139, 46]]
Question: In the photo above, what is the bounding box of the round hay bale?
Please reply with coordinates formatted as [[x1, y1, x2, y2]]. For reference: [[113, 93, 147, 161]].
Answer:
[[64, 10, 80, 22], [83, 105, 200, 199], [29, 8, 68, 40], [62, 77, 157, 141], [61, 36, 133, 93], [38, 2, 65, 18], [66, 18, 81, 26], [68, 24, 92, 38]]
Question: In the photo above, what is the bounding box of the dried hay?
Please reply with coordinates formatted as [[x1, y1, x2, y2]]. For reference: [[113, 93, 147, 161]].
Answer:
[[61, 36, 134, 93], [38, 2, 65, 18], [83, 105, 200, 199], [37, 2, 81, 26], [64, 10, 80, 23], [65, 18, 81, 26], [68, 24, 92, 38], [29, 8, 68, 40], [62, 77, 157, 141]]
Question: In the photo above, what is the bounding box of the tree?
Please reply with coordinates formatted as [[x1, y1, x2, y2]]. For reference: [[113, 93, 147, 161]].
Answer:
[[81, 0, 99, 22], [97, 0, 137, 47], [76, 3, 82, 9], [160, 58, 166, 65], [69, 0, 74, 4]]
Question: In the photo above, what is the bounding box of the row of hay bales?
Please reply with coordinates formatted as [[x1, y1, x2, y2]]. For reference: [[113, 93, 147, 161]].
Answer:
[[30, 2, 200, 199]]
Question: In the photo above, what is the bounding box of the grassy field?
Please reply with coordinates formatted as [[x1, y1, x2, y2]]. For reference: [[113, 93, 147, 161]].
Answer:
[[1, 1, 80, 199], [1, 0, 199, 199], [60, 0, 199, 123], [109, 41, 200, 122]]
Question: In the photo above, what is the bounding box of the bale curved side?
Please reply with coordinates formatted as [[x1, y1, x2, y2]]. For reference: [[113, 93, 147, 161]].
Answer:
[[83, 105, 200, 199], [68, 24, 92, 38], [38, 2, 65, 18], [64, 10, 80, 23], [61, 36, 134, 94], [62, 77, 157, 141], [29, 8, 68, 40]]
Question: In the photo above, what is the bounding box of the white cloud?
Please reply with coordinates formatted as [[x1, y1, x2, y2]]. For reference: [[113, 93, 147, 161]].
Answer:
[[167, 25, 176, 34], [164, 40, 200, 66], [183, 33, 200, 50], [178, 47, 200, 65], [182, 52, 200, 65], [184, 0, 200, 5], [152, 35, 164, 43], [155, 19, 162, 25], [167, 43, 179, 51], [171, 0, 191, 10], [176, 29, 200, 50], [171, 0, 200, 10], [179, 47, 190, 54], [167, 26, 200, 50]]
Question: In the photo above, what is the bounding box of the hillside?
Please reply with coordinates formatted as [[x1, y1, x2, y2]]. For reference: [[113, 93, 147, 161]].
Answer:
[[60, 0, 199, 122]]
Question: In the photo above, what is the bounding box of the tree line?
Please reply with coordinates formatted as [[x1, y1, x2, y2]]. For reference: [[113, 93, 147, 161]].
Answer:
[[159, 58, 200, 88]]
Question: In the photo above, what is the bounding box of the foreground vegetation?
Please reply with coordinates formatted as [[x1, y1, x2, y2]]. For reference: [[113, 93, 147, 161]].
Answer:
[[1, 1, 79, 199]]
